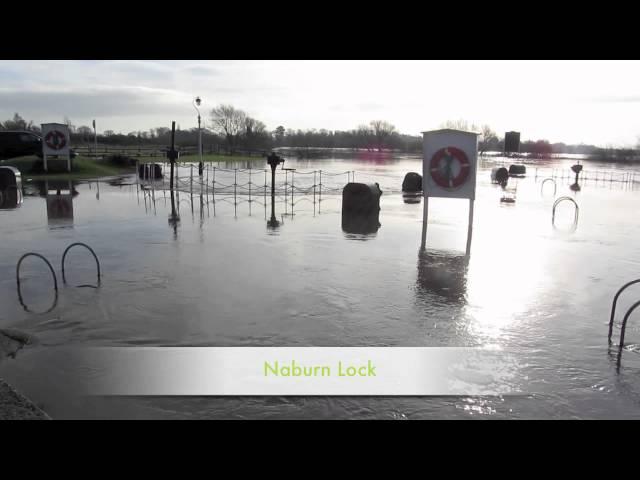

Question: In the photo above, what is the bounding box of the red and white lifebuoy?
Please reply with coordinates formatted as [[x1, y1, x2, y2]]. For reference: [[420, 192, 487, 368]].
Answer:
[[44, 130, 67, 150], [429, 146, 471, 189]]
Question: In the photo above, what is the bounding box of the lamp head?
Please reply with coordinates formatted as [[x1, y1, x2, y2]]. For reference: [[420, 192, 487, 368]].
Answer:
[[194, 96, 202, 107]]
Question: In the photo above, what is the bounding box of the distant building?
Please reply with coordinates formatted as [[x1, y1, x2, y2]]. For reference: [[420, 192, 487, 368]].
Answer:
[[504, 131, 520, 154]]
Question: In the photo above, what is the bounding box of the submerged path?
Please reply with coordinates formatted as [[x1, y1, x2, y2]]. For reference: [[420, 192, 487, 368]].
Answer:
[[0, 330, 50, 420]]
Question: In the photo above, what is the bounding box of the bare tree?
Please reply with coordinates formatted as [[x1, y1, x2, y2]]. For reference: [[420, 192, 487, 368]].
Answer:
[[356, 124, 375, 150], [273, 126, 285, 145], [210, 104, 246, 153], [64, 116, 76, 133], [440, 119, 480, 132], [479, 124, 498, 156], [1, 112, 35, 131], [369, 120, 396, 151], [244, 116, 267, 137]]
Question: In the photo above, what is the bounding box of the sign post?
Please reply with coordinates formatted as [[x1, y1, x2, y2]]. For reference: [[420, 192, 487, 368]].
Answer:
[[41, 123, 72, 172], [93, 119, 98, 157], [421, 129, 479, 256]]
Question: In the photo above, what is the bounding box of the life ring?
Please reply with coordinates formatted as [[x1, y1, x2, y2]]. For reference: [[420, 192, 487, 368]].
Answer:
[[429, 147, 470, 189], [44, 130, 67, 150]]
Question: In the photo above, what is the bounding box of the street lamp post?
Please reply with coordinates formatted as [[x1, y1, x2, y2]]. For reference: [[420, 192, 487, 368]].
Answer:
[[193, 96, 203, 176]]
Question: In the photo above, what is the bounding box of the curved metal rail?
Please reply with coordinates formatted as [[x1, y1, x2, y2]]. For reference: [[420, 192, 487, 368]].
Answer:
[[552, 196, 579, 228], [16, 252, 59, 314], [618, 299, 640, 351], [608, 278, 640, 343], [541, 178, 557, 196], [61, 242, 101, 287]]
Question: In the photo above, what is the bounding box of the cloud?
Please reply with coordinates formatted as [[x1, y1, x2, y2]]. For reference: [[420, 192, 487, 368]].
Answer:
[[0, 86, 189, 118], [590, 95, 640, 103], [180, 64, 220, 76]]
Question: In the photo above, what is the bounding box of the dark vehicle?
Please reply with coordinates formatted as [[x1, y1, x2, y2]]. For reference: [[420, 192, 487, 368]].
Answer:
[[0, 130, 77, 161]]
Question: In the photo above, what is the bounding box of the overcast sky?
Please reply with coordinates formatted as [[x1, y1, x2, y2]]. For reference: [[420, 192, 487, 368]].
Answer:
[[1, 60, 639, 147]]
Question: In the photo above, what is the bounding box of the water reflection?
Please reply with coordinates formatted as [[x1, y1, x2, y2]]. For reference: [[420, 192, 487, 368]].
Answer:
[[341, 211, 380, 237], [45, 181, 75, 229], [402, 193, 422, 204], [168, 189, 180, 239], [416, 249, 469, 301]]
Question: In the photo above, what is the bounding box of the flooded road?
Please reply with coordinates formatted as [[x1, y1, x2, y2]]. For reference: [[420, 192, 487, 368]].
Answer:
[[1, 154, 640, 419]]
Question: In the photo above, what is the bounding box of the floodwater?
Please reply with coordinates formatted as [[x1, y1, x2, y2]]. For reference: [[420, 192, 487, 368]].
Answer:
[[1, 154, 640, 419]]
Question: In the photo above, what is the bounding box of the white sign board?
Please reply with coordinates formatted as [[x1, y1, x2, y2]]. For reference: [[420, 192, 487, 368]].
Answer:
[[422, 129, 479, 200], [41, 123, 71, 156]]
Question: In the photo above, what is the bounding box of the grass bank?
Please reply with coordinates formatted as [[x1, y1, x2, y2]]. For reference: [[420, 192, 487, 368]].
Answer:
[[1, 154, 267, 180], [0, 155, 135, 180]]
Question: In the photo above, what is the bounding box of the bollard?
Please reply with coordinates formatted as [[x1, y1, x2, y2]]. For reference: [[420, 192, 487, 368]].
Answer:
[[402, 172, 423, 192], [342, 182, 383, 234]]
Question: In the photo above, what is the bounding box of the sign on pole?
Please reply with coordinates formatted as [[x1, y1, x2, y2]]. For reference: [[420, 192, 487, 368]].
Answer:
[[421, 128, 479, 255], [41, 123, 71, 172], [93, 119, 98, 157]]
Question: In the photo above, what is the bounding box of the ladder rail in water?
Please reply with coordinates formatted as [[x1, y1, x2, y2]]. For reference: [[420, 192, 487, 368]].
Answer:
[[552, 196, 579, 228], [608, 278, 640, 344], [618, 299, 640, 352], [541, 178, 557, 197], [61, 242, 101, 288], [15, 252, 59, 314]]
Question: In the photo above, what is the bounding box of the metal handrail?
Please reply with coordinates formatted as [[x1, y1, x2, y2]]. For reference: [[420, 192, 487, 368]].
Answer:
[[16, 252, 58, 314], [552, 196, 579, 227], [541, 178, 557, 196], [618, 299, 640, 350], [608, 278, 640, 343], [61, 242, 101, 287]]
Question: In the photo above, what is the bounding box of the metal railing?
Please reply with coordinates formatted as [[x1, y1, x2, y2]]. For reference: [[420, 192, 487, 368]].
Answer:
[[552, 196, 579, 229], [608, 278, 640, 345]]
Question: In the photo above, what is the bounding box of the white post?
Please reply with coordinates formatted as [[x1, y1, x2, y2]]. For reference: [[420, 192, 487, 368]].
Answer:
[[420, 196, 429, 251], [465, 199, 475, 257]]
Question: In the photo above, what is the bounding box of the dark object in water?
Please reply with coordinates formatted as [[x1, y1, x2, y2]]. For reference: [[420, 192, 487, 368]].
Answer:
[[402, 172, 422, 192], [342, 182, 382, 216], [0, 166, 23, 209], [571, 164, 583, 174], [402, 193, 422, 204], [504, 131, 520, 154], [342, 182, 382, 234], [509, 164, 526, 176], [138, 163, 163, 179], [491, 167, 509, 185]]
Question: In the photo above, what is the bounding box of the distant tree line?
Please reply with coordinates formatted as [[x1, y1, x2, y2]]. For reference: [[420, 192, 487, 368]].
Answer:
[[2, 111, 638, 161]]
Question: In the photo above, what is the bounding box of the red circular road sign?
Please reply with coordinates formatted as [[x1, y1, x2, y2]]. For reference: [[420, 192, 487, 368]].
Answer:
[[44, 130, 67, 150], [429, 146, 471, 189]]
